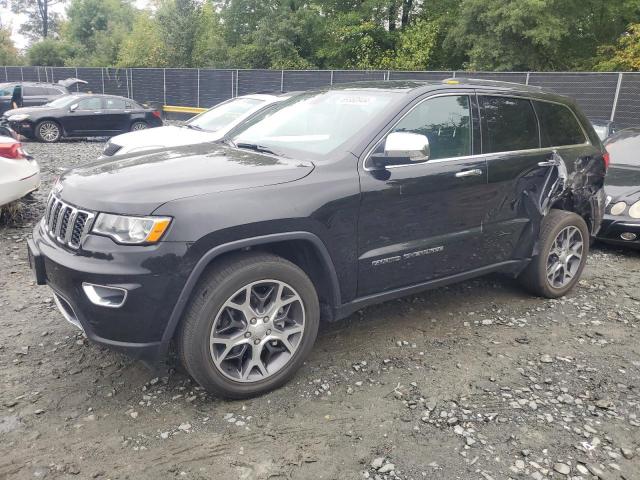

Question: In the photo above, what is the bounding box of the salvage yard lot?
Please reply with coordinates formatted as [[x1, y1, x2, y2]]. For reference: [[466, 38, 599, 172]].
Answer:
[[1, 139, 640, 480]]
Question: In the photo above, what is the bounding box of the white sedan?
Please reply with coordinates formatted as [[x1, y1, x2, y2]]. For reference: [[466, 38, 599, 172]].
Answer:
[[0, 136, 40, 211], [101, 93, 291, 158]]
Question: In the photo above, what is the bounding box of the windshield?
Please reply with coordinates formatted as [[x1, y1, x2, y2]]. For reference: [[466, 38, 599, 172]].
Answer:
[[231, 89, 398, 157], [593, 125, 608, 141], [47, 95, 79, 108], [0, 84, 15, 97], [606, 131, 640, 167], [188, 97, 264, 131]]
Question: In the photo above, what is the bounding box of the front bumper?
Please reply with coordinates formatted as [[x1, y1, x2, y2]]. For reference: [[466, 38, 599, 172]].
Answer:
[[29, 221, 191, 361], [7, 120, 35, 138], [596, 215, 640, 249]]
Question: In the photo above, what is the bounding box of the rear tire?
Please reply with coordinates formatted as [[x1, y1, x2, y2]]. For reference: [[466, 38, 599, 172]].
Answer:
[[35, 120, 61, 143], [177, 252, 320, 399], [518, 209, 589, 298], [130, 121, 147, 132]]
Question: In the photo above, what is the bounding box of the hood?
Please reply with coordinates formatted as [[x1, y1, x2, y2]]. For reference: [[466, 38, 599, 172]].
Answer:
[[605, 165, 640, 202], [3, 106, 53, 117], [111, 125, 218, 153], [58, 142, 314, 215]]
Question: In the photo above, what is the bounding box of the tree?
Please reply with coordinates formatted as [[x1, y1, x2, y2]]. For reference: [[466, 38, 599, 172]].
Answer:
[[65, 0, 135, 66], [1, 0, 65, 42], [596, 24, 640, 71], [27, 38, 72, 65], [0, 22, 21, 65], [446, 0, 640, 71], [192, 2, 230, 67], [117, 13, 170, 67], [381, 18, 439, 70], [155, 0, 201, 67]]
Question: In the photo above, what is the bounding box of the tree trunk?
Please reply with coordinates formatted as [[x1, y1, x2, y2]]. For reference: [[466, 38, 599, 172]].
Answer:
[[388, 0, 397, 32], [401, 0, 413, 28]]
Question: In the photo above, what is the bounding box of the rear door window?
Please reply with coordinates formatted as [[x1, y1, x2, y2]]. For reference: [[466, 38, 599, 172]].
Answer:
[[391, 95, 472, 160], [534, 101, 587, 147], [480, 96, 539, 153], [23, 86, 49, 96]]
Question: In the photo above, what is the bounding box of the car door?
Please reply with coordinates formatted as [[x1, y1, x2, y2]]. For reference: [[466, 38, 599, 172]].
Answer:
[[479, 94, 570, 263], [357, 92, 491, 297], [22, 86, 49, 107], [62, 97, 106, 136], [101, 97, 130, 133]]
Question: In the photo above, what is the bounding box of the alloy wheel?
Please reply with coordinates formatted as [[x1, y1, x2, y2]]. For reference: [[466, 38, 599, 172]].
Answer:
[[209, 279, 305, 382], [39, 122, 60, 142], [131, 122, 147, 131], [546, 225, 584, 289]]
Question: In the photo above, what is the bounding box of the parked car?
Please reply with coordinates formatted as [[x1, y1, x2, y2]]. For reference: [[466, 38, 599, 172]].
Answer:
[[0, 78, 87, 116], [3, 94, 163, 143], [27, 79, 607, 398], [590, 118, 618, 141], [597, 128, 640, 248], [101, 93, 290, 157], [0, 135, 40, 211]]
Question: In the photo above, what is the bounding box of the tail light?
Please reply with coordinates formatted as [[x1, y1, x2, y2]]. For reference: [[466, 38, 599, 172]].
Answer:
[[0, 141, 27, 160], [151, 111, 162, 119], [603, 150, 610, 170]]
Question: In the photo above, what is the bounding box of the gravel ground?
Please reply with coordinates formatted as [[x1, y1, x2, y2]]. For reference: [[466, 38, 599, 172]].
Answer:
[[1, 139, 640, 480]]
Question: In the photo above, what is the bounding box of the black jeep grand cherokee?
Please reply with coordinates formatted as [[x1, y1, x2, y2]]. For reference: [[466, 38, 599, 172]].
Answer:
[[28, 79, 607, 398]]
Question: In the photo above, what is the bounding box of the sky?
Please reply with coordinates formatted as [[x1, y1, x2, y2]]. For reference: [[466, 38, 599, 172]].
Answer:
[[1, 1, 150, 50]]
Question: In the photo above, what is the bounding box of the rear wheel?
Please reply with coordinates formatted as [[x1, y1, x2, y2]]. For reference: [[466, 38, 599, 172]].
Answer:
[[35, 120, 61, 143], [178, 252, 320, 399], [130, 121, 147, 132], [519, 209, 589, 298]]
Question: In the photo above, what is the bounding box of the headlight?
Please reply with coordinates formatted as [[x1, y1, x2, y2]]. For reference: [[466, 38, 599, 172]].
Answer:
[[629, 201, 640, 219], [92, 213, 171, 244], [8, 114, 29, 122], [610, 201, 627, 216]]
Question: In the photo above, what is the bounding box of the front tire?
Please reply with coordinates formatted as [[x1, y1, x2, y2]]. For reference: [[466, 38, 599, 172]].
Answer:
[[178, 252, 320, 399], [130, 121, 147, 132], [519, 209, 589, 298], [35, 120, 61, 143]]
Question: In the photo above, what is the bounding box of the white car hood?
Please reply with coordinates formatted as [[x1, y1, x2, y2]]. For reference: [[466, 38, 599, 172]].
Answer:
[[110, 125, 220, 155]]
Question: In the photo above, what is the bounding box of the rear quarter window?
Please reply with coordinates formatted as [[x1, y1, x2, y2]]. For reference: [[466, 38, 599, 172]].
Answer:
[[480, 96, 539, 153], [534, 101, 587, 147]]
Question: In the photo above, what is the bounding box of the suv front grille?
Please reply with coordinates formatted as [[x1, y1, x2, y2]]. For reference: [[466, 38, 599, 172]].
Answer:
[[103, 142, 122, 157], [43, 194, 95, 249]]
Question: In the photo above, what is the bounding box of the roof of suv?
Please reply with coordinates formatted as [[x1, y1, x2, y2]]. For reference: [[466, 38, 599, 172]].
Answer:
[[327, 78, 568, 104]]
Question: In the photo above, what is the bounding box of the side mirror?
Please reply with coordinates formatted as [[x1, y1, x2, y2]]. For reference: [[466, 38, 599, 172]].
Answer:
[[371, 132, 430, 169], [69, 104, 78, 112]]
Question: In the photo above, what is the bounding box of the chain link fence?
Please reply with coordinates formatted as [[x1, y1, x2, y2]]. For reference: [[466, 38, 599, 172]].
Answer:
[[2, 66, 638, 128]]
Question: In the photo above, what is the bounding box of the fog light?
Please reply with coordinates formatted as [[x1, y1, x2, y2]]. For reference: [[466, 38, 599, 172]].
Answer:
[[620, 232, 637, 241], [82, 282, 128, 308]]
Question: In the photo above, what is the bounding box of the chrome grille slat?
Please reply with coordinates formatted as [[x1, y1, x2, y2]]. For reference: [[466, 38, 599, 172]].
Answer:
[[42, 195, 94, 250]]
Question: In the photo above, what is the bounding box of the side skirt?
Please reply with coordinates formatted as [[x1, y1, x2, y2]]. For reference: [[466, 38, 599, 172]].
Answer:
[[335, 259, 526, 321]]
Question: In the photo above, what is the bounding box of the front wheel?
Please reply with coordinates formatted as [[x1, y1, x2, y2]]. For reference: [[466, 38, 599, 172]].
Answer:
[[35, 120, 61, 143], [177, 252, 320, 399], [519, 209, 589, 298], [130, 121, 147, 132]]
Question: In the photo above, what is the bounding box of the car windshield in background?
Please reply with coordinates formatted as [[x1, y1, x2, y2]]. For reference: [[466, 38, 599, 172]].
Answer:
[[231, 90, 398, 157], [605, 131, 640, 168], [46, 95, 78, 108], [188, 97, 264, 131], [593, 125, 608, 141], [0, 84, 15, 96]]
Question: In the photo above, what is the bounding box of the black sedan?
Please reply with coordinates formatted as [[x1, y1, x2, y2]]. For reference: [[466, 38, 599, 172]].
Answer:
[[598, 128, 640, 249], [2, 94, 162, 143]]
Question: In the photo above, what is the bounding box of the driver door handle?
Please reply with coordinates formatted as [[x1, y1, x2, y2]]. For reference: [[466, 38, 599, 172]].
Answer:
[[455, 168, 483, 178], [537, 160, 557, 167]]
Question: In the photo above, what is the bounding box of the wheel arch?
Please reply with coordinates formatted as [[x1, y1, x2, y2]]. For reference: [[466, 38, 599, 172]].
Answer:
[[158, 232, 341, 357]]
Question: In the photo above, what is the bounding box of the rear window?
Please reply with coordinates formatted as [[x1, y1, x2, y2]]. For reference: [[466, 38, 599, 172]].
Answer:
[[480, 96, 539, 153], [534, 101, 586, 147], [23, 86, 49, 96]]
